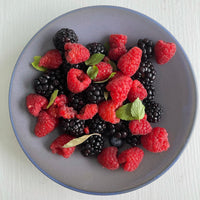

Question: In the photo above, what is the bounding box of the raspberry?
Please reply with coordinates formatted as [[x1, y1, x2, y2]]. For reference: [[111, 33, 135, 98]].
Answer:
[[154, 40, 176, 64], [39, 50, 62, 69], [98, 100, 120, 124], [67, 68, 91, 93], [97, 147, 119, 170], [26, 94, 48, 117], [106, 75, 132, 104], [109, 34, 127, 48], [108, 46, 127, 61], [58, 105, 77, 119], [47, 105, 59, 118], [76, 104, 98, 120], [34, 111, 58, 137], [128, 80, 147, 102], [64, 43, 90, 64], [129, 119, 152, 135], [54, 94, 68, 107], [93, 62, 113, 82], [84, 126, 90, 134], [117, 47, 142, 77], [118, 147, 144, 172], [141, 127, 170, 152], [50, 134, 75, 158], [86, 42, 107, 55]]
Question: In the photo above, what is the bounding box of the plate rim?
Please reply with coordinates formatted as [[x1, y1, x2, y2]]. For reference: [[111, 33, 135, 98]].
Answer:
[[8, 5, 198, 195]]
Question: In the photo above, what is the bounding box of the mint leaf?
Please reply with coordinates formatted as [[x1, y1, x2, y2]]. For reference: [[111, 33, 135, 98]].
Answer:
[[85, 53, 105, 66], [46, 89, 59, 109], [63, 133, 101, 148], [109, 60, 117, 71], [116, 103, 135, 121], [87, 65, 99, 80], [104, 42, 110, 52], [104, 92, 109, 100], [130, 98, 145, 120], [94, 72, 116, 83], [31, 56, 47, 72]]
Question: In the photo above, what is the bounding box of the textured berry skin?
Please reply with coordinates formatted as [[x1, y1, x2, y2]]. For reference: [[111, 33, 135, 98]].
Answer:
[[109, 34, 127, 48], [93, 62, 113, 81], [39, 50, 62, 69], [108, 46, 127, 61], [128, 80, 147, 102], [118, 47, 142, 77], [54, 94, 68, 107], [50, 134, 75, 158], [97, 147, 119, 170], [47, 105, 59, 118], [106, 75, 132, 104], [76, 104, 98, 120], [118, 147, 144, 172], [53, 28, 78, 51], [64, 43, 90, 64], [84, 126, 90, 134], [144, 84, 155, 100], [154, 40, 176, 64], [34, 111, 58, 137], [126, 134, 141, 147], [68, 92, 86, 112], [129, 119, 152, 135], [86, 42, 107, 55], [98, 100, 120, 124], [141, 127, 170, 152], [67, 68, 91, 93], [58, 105, 77, 119], [26, 94, 48, 117]]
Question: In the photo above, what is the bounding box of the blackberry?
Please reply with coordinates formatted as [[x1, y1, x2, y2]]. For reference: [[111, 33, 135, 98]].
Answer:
[[34, 68, 67, 99], [134, 60, 156, 86], [109, 136, 123, 148], [144, 84, 155, 100], [60, 118, 85, 137], [85, 83, 106, 104], [87, 115, 107, 134], [53, 28, 78, 51], [144, 100, 163, 123], [137, 38, 153, 61], [68, 93, 86, 112], [86, 42, 107, 55], [80, 135, 104, 157], [126, 134, 141, 147]]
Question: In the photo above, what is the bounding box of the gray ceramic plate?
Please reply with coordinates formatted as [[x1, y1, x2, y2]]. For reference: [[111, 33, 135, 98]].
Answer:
[[9, 6, 197, 195]]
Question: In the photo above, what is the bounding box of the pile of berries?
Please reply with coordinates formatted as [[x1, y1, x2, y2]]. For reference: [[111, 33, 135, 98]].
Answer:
[[26, 28, 176, 171]]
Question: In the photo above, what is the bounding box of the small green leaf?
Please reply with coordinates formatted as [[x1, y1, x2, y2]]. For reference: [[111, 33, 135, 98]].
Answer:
[[62, 133, 101, 148], [31, 56, 47, 72], [87, 65, 99, 80], [104, 42, 110, 52], [104, 92, 109, 100], [115, 103, 135, 121], [109, 60, 117, 71], [46, 89, 59, 109], [94, 72, 116, 83], [85, 53, 105, 66], [130, 98, 145, 120]]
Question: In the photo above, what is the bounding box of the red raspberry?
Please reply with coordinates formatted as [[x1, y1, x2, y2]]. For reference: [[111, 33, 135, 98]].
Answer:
[[64, 43, 90, 64], [129, 119, 152, 135], [54, 94, 68, 107], [154, 40, 176, 65], [26, 94, 48, 117], [109, 34, 127, 48], [84, 126, 90, 134], [117, 47, 142, 77], [34, 111, 58, 137], [143, 113, 147, 120], [106, 75, 132, 104], [58, 105, 77, 119], [50, 134, 75, 158], [76, 104, 98, 120], [110, 71, 124, 80], [47, 105, 59, 118], [108, 46, 127, 61], [39, 49, 62, 69], [67, 68, 91, 93], [98, 100, 120, 124], [118, 147, 144, 172], [93, 62, 113, 82], [141, 127, 170, 152], [97, 147, 119, 170], [128, 80, 147, 102]]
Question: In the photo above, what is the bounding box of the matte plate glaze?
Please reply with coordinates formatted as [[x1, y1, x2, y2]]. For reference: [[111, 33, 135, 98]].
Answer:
[[9, 6, 197, 195]]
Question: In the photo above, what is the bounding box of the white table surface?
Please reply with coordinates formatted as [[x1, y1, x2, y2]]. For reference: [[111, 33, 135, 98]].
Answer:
[[1, 0, 200, 199]]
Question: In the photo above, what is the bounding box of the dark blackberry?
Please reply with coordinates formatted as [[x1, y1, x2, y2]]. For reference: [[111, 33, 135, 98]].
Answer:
[[134, 60, 156, 86], [34, 68, 68, 99], [87, 115, 107, 134], [80, 135, 104, 157], [126, 134, 141, 147], [143, 100, 163, 123], [53, 28, 78, 51], [86, 42, 107, 55], [144, 84, 155, 100], [68, 93, 86, 112], [137, 38, 154, 61], [109, 136, 123, 148], [85, 83, 106, 104], [60, 118, 85, 137]]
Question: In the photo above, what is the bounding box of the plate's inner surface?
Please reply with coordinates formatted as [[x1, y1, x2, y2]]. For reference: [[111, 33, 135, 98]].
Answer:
[[9, 6, 196, 194]]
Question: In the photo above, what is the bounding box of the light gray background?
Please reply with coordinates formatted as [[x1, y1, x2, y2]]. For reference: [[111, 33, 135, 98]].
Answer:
[[0, 0, 200, 199]]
